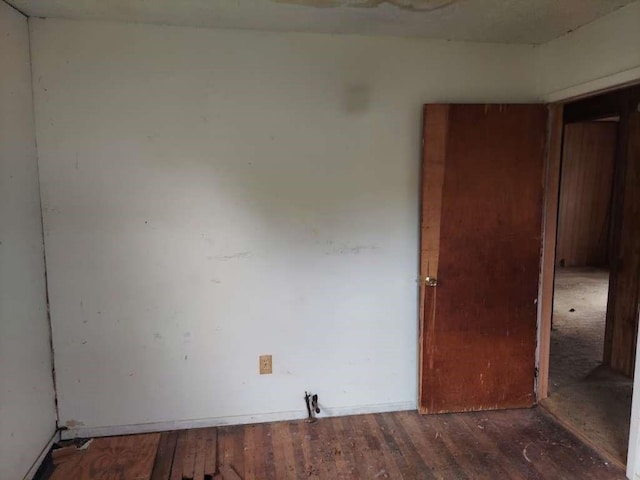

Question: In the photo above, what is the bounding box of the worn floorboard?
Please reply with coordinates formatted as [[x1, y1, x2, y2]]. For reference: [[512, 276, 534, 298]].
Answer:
[[49, 433, 160, 480], [151, 431, 178, 480], [47, 409, 623, 479]]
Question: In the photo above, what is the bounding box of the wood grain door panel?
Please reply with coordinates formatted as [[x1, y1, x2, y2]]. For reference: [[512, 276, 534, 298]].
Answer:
[[419, 104, 547, 414]]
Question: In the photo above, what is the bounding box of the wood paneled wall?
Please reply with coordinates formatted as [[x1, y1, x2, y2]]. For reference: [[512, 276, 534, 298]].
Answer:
[[605, 112, 640, 376], [561, 86, 640, 379], [556, 122, 617, 268]]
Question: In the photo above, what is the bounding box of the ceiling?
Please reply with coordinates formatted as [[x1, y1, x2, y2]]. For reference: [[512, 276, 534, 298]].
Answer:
[[7, 0, 637, 44]]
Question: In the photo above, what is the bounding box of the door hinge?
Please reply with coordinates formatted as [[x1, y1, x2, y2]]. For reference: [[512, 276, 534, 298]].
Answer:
[[534, 367, 539, 378]]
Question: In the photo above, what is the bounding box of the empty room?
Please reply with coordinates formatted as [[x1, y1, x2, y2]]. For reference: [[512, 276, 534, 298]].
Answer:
[[1, 1, 640, 479]]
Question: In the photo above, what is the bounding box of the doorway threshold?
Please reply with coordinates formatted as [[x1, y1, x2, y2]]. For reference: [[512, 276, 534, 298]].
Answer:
[[540, 396, 627, 470]]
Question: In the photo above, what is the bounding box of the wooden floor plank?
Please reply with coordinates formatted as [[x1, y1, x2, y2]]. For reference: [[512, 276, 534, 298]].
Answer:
[[312, 417, 339, 479], [334, 415, 368, 479], [261, 423, 278, 479], [454, 412, 524, 479], [193, 429, 208, 480], [219, 464, 242, 480], [374, 413, 416, 478], [384, 412, 434, 480], [288, 422, 308, 478], [362, 413, 404, 479], [231, 423, 246, 479], [426, 414, 482, 479], [270, 421, 295, 478], [151, 431, 178, 480], [249, 423, 270, 479], [242, 425, 257, 480], [395, 410, 456, 473], [217, 426, 230, 476], [169, 430, 188, 480], [217, 425, 246, 479], [327, 416, 358, 478], [50, 433, 160, 480], [462, 410, 541, 480], [436, 413, 505, 480], [203, 428, 218, 477], [345, 414, 385, 479], [47, 409, 625, 480], [490, 409, 571, 479], [262, 422, 288, 479], [182, 429, 197, 479]]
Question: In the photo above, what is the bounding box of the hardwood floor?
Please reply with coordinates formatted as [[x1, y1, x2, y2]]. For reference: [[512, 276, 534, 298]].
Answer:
[[48, 408, 625, 479], [49, 433, 160, 480]]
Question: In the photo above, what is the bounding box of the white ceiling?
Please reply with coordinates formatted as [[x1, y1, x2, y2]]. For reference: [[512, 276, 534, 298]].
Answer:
[[7, 0, 637, 44]]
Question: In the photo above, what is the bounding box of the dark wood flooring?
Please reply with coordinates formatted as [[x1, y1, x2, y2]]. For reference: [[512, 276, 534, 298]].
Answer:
[[48, 408, 625, 479]]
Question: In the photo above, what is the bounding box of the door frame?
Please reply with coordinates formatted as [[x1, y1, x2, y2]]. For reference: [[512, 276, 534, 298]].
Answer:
[[535, 81, 640, 476], [535, 103, 563, 401], [537, 81, 640, 397], [418, 104, 545, 414]]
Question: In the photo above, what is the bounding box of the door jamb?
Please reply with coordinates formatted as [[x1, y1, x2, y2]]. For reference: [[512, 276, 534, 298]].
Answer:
[[536, 104, 563, 400], [536, 82, 640, 477], [536, 80, 640, 400]]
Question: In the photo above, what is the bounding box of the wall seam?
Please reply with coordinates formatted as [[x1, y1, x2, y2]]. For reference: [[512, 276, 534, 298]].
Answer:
[[26, 15, 61, 429], [0, 0, 28, 17]]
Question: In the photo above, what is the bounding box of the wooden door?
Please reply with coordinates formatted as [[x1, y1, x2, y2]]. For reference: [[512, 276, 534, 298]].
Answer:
[[419, 104, 547, 414]]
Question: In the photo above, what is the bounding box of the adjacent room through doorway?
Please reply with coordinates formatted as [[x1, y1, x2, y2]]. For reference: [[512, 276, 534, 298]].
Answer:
[[541, 109, 635, 465]]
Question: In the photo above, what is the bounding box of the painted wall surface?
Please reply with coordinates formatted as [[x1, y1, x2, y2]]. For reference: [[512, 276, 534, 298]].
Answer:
[[537, 1, 640, 102], [0, 2, 57, 478], [30, 18, 540, 432]]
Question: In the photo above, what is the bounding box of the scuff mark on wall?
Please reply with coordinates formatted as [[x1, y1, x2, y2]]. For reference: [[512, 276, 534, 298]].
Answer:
[[214, 251, 252, 261], [325, 243, 378, 255], [274, 0, 458, 12], [42, 202, 61, 215], [65, 419, 84, 428]]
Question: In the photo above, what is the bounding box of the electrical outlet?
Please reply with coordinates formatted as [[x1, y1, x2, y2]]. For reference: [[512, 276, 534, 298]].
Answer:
[[259, 355, 272, 375]]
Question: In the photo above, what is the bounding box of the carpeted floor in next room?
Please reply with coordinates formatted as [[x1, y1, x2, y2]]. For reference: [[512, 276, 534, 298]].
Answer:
[[541, 267, 633, 465]]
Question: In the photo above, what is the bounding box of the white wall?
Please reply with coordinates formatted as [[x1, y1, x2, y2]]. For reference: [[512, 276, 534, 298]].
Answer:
[[537, 0, 640, 102], [0, 2, 57, 478], [628, 326, 640, 479], [29, 17, 540, 434]]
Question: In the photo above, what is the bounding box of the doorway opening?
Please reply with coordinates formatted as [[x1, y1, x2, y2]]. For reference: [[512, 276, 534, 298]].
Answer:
[[541, 118, 632, 465], [539, 85, 640, 467]]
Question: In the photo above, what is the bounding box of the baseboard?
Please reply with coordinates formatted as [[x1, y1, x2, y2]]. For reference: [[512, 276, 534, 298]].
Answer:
[[23, 430, 60, 480], [60, 401, 416, 440]]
